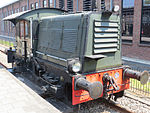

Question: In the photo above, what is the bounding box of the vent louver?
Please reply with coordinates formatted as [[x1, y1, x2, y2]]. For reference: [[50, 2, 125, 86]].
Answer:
[[93, 20, 119, 55]]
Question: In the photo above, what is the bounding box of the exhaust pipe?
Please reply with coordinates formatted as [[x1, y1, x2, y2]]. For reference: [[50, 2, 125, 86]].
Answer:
[[76, 78, 103, 99], [124, 68, 150, 85]]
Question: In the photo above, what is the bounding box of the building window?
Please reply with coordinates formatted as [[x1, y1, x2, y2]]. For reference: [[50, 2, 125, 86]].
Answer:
[[59, 0, 64, 9], [22, 6, 25, 11], [143, 0, 150, 6], [141, 0, 150, 43], [67, 0, 73, 12], [9, 11, 11, 15], [101, 0, 105, 10], [83, 0, 96, 11], [49, 0, 53, 7], [17, 8, 19, 13], [54, 0, 56, 8], [122, 0, 134, 43], [24, 6, 27, 11], [6, 12, 8, 16], [18, 21, 29, 38], [76, 0, 79, 11], [123, 0, 135, 8], [31, 3, 34, 9], [83, 0, 92, 11], [122, 11, 134, 36], [43, 0, 47, 7], [35, 2, 39, 9], [15, 9, 17, 13]]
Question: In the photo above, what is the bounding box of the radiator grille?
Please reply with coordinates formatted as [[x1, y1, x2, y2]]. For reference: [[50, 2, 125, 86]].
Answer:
[[93, 20, 119, 55]]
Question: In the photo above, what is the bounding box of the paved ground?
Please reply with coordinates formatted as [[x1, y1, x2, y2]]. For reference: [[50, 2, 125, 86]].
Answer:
[[122, 56, 150, 72], [0, 44, 12, 68], [0, 69, 62, 113], [0, 45, 72, 113], [0, 44, 9, 51], [0, 44, 150, 113]]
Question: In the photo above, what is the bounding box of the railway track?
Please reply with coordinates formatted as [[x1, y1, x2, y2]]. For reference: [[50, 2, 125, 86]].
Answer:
[[0, 47, 12, 69], [0, 51, 8, 69], [104, 99, 133, 113], [38, 93, 133, 113], [0, 49, 6, 54], [0, 45, 8, 54], [0, 60, 133, 113], [0, 48, 8, 68], [0, 62, 7, 68], [0, 66, 137, 113], [76, 97, 133, 113], [0, 46, 147, 113]]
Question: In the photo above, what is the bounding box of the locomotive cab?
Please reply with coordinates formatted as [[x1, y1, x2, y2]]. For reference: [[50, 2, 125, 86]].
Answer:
[[3, 8, 67, 63], [4, 8, 150, 105]]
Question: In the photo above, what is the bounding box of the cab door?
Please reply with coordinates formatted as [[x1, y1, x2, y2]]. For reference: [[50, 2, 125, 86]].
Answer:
[[15, 20, 31, 61]]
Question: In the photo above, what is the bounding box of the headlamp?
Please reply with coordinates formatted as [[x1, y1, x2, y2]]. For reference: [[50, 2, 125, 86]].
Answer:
[[72, 61, 81, 73], [68, 59, 81, 73]]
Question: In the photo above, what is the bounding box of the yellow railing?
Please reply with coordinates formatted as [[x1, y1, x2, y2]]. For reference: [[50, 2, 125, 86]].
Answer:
[[130, 78, 150, 96], [0, 39, 14, 47]]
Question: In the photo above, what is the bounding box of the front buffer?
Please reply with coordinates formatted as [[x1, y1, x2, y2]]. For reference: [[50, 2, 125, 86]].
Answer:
[[72, 69, 129, 105], [72, 68, 149, 105]]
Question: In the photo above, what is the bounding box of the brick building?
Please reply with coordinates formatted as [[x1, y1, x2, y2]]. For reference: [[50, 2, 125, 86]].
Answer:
[[0, 0, 150, 61], [122, 0, 150, 61]]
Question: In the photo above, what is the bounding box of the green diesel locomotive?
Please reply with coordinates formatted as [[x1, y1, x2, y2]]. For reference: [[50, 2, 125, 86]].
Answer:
[[4, 8, 149, 105]]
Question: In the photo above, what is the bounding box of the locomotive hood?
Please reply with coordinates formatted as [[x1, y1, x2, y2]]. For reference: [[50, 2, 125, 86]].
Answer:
[[36, 11, 122, 73]]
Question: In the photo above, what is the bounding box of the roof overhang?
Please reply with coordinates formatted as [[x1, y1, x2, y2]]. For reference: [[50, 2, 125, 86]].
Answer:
[[3, 8, 67, 25], [3, 10, 30, 24]]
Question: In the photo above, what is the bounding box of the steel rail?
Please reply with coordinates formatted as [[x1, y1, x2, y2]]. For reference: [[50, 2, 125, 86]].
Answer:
[[102, 98, 133, 113], [0, 49, 7, 54], [0, 62, 7, 69], [124, 90, 150, 107]]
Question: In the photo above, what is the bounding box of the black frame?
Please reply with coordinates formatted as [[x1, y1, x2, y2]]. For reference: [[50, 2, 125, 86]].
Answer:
[[140, 0, 150, 44]]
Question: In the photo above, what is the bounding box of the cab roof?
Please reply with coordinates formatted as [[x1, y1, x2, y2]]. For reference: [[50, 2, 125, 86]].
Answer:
[[3, 8, 67, 25]]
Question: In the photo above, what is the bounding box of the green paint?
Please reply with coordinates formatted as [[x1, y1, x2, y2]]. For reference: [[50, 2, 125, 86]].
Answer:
[[5, 9, 122, 73], [83, 13, 122, 72]]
